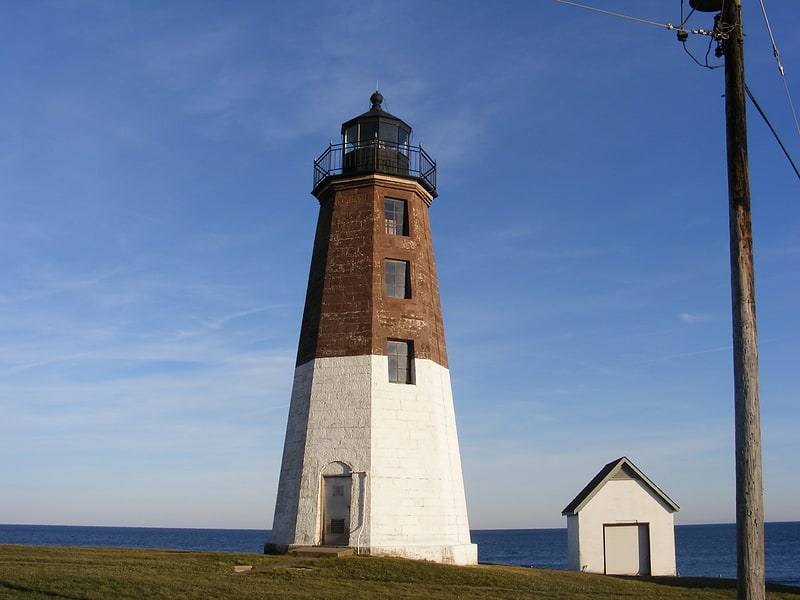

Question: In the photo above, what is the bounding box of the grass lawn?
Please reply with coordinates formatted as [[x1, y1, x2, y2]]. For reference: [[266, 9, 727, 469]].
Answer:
[[1, 545, 798, 599]]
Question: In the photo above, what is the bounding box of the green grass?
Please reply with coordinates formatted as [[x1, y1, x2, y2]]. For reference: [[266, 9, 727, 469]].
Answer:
[[1, 545, 798, 599]]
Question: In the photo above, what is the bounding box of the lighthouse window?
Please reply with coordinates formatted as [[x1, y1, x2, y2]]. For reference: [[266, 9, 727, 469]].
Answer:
[[344, 125, 358, 151], [397, 128, 409, 155], [361, 122, 378, 142], [384, 198, 407, 236], [387, 340, 414, 384], [379, 122, 399, 146], [385, 259, 410, 299]]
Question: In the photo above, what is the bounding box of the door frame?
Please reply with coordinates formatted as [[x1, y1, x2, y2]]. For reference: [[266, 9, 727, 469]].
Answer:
[[320, 461, 353, 547]]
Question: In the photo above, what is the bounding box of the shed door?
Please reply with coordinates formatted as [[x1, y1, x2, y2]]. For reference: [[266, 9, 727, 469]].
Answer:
[[604, 524, 651, 576], [322, 475, 351, 546]]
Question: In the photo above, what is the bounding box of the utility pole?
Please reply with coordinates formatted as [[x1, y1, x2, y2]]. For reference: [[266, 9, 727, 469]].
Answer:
[[721, 0, 765, 597], [554, 0, 766, 593]]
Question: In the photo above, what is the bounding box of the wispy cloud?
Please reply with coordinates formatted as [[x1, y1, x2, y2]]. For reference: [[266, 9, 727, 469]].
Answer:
[[679, 312, 713, 323]]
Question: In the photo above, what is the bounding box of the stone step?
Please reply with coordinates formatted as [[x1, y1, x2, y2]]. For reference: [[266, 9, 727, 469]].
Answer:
[[288, 546, 355, 558]]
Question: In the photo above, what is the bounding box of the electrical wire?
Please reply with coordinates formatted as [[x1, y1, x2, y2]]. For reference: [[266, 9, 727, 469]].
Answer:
[[553, 0, 799, 182], [551, 0, 721, 40], [756, 0, 800, 140], [680, 28, 724, 70], [745, 84, 800, 182], [551, 0, 674, 29], [679, 0, 697, 29], [678, 4, 723, 70], [681, 37, 722, 70]]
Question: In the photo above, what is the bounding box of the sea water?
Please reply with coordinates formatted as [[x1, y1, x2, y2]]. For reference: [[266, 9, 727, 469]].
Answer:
[[1, 522, 797, 587]]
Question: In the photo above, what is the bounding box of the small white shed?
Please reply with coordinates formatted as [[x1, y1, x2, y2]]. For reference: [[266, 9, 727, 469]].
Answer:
[[561, 456, 679, 577]]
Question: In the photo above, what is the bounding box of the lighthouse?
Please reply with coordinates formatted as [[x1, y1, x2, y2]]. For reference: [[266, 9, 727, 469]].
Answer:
[[268, 93, 477, 565]]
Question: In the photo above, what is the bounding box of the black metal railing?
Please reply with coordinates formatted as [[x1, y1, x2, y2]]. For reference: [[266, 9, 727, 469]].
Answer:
[[313, 141, 436, 194]]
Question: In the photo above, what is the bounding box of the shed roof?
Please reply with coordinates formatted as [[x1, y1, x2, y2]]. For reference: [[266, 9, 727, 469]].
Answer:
[[561, 456, 680, 516]]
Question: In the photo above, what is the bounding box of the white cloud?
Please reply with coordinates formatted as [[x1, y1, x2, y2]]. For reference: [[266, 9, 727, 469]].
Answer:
[[679, 312, 712, 323]]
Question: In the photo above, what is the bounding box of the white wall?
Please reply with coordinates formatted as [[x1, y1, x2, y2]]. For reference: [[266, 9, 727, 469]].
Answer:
[[271, 356, 372, 547], [270, 355, 477, 565], [566, 515, 580, 570]]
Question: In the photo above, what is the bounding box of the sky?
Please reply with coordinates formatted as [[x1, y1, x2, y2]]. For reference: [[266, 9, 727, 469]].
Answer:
[[1, 1, 798, 531]]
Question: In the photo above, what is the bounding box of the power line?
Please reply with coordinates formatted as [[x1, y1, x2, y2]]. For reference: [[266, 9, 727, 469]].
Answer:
[[551, 0, 723, 38], [551, 0, 673, 29], [756, 0, 800, 140], [553, 0, 799, 183], [745, 84, 800, 182]]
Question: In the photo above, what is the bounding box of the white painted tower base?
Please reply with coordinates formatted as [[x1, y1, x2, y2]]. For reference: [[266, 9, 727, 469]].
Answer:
[[270, 355, 477, 565]]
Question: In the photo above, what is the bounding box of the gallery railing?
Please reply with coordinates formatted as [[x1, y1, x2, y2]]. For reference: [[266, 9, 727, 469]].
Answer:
[[313, 141, 437, 195]]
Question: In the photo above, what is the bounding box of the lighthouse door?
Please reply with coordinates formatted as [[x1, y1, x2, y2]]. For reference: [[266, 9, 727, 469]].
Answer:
[[322, 475, 351, 546]]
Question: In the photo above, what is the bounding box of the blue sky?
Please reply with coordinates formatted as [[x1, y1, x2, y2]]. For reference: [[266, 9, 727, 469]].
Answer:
[[1, 1, 797, 530]]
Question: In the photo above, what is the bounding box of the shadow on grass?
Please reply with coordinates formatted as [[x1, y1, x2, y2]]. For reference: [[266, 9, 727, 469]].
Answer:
[[0, 580, 89, 600], [628, 576, 800, 595]]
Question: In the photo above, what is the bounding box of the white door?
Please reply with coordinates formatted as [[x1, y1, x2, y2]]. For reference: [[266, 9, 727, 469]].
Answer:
[[322, 475, 351, 546], [604, 524, 651, 576]]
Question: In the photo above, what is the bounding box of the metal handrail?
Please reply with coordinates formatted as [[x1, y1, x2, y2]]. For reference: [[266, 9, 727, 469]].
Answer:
[[313, 141, 437, 194]]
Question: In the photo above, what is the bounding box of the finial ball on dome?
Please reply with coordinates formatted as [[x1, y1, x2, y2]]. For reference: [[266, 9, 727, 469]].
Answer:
[[370, 91, 383, 109]]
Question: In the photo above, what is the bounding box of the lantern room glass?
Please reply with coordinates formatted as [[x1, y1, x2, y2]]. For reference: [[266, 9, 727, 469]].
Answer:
[[344, 122, 409, 155]]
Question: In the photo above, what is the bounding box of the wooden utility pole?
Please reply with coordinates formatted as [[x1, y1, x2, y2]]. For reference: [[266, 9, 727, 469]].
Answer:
[[721, 0, 765, 598], [554, 0, 766, 592]]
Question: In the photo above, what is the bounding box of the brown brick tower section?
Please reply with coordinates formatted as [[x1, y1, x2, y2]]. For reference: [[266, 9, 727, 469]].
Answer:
[[296, 173, 448, 368]]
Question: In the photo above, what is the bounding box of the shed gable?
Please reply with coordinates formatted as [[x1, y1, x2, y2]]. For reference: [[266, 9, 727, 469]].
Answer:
[[561, 456, 679, 516]]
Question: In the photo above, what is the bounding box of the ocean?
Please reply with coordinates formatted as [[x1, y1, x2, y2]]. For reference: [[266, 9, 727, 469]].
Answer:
[[1, 522, 797, 587]]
